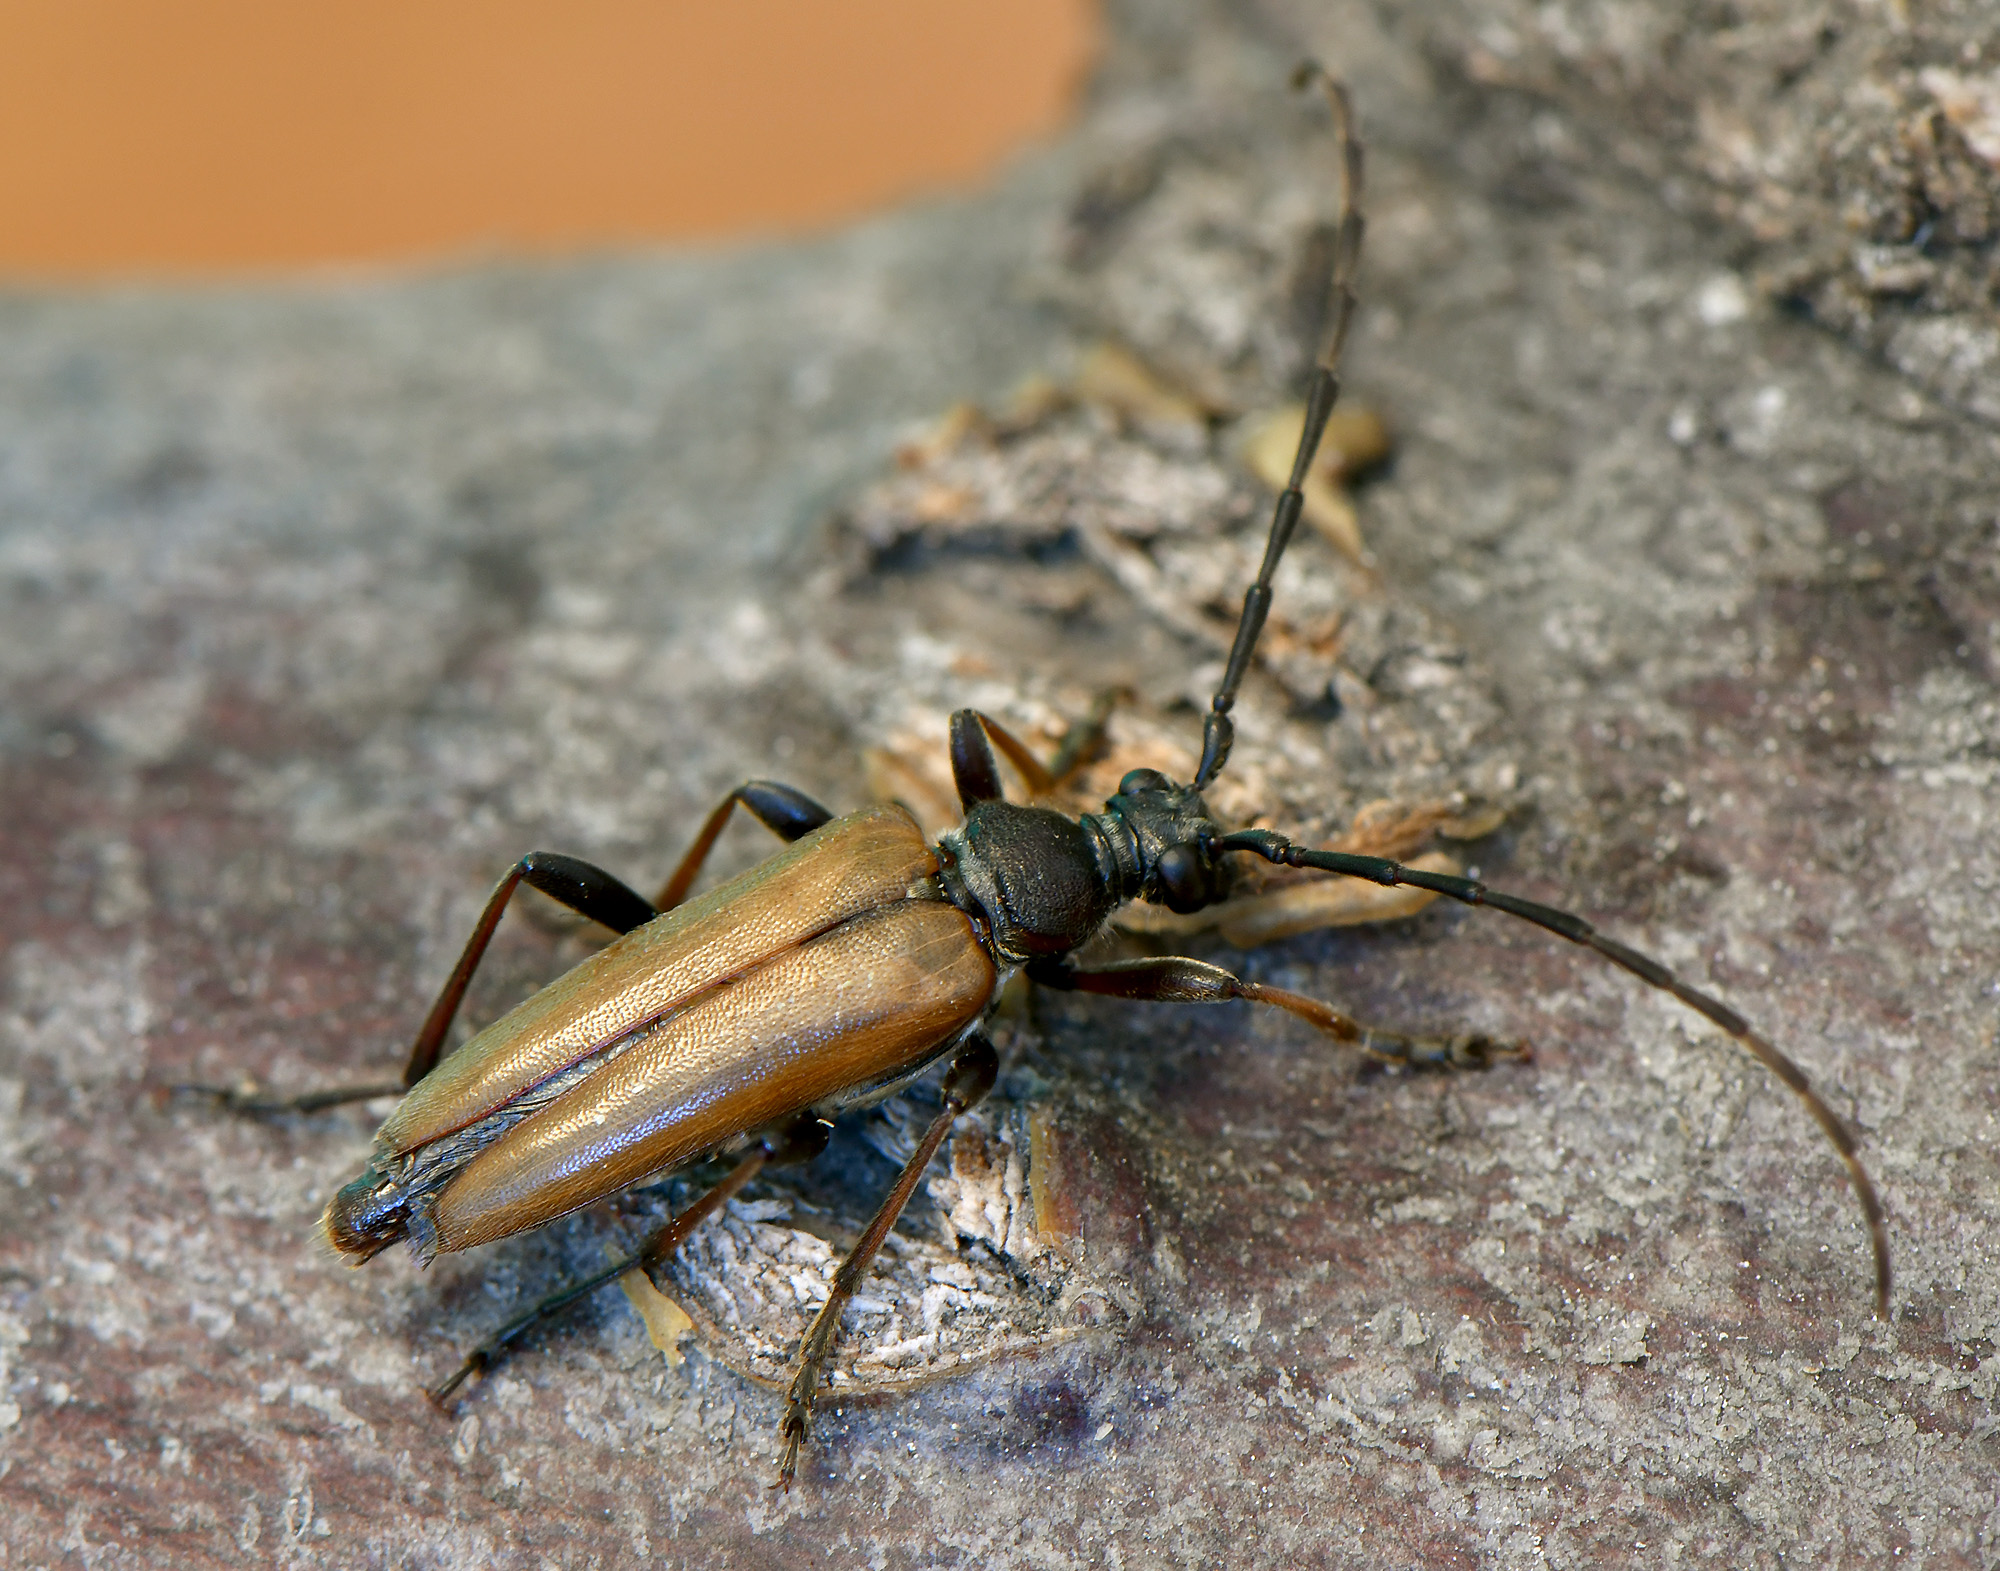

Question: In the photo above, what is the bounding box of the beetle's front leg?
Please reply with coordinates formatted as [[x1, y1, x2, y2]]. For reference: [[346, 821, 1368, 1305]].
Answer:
[[775, 1031, 1000, 1491], [947, 694, 1121, 809], [1028, 956, 1528, 1071]]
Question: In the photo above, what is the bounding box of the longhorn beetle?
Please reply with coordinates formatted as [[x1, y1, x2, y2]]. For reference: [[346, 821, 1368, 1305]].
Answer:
[[187, 67, 1889, 1490]]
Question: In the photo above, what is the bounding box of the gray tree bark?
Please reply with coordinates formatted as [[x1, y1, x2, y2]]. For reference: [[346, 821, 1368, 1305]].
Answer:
[[2, 2, 1995, 1565]]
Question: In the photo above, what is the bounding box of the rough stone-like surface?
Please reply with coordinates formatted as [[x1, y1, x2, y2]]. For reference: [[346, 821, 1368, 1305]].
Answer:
[[1332, 0, 2000, 424], [4, 3, 1998, 1567]]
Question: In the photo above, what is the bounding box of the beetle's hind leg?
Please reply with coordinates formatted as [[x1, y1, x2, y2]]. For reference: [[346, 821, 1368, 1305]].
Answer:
[[178, 784, 835, 1118], [429, 1116, 832, 1406], [1027, 955, 1529, 1071], [775, 1032, 1000, 1491], [172, 851, 661, 1115]]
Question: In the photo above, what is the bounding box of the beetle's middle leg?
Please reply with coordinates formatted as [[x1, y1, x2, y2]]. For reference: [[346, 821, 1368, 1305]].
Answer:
[[775, 1030, 1000, 1490], [429, 1115, 832, 1406], [176, 850, 662, 1115], [652, 781, 833, 910], [1027, 956, 1528, 1071]]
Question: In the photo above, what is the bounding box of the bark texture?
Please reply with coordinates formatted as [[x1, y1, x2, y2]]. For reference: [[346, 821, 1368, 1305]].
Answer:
[[3, 3, 1996, 1566]]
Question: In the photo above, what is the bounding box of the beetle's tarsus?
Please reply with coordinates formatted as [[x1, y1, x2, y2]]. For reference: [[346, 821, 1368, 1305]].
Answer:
[[428, 1350, 488, 1409], [168, 1079, 405, 1117], [167, 1080, 259, 1111], [1357, 1029, 1530, 1072], [775, 1412, 807, 1491]]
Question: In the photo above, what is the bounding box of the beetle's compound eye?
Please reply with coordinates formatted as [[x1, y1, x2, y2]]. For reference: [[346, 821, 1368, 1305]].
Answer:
[[1119, 768, 1171, 796], [1155, 844, 1213, 913]]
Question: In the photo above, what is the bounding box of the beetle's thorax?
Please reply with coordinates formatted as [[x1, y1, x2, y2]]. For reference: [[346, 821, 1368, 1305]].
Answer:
[[936, 801, 1118, 964], [936, 770, 1228, 964]]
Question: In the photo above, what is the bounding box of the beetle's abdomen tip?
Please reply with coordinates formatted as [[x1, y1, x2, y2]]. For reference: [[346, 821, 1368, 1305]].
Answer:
[[322, 1162, 409, 1263]]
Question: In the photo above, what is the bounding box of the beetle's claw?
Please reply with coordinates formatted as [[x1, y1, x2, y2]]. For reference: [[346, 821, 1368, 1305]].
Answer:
[[1457, 1032, 1532, 1068], [427, 1351, 486, 1411], [774, 1412, 807, 1491], [166, 1079, 261, 1111]]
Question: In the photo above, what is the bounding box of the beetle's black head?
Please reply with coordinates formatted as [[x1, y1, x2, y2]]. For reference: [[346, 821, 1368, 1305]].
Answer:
[[1093, 768, 1229, 914], [937, 771, 1232, 965]]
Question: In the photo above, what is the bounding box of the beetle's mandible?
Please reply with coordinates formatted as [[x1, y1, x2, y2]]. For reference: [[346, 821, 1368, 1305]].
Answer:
[[186, 66, 1889, 1492]]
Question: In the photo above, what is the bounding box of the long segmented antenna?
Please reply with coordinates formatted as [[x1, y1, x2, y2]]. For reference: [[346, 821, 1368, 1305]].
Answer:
[[1183, 67, 1889, 1317], [1215, 828, 1892, 1318], [1195, 63, 1365, 789]]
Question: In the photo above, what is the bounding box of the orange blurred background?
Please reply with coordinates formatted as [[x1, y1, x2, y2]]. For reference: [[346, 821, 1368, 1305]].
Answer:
[[0, 0, 1098, 278]]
